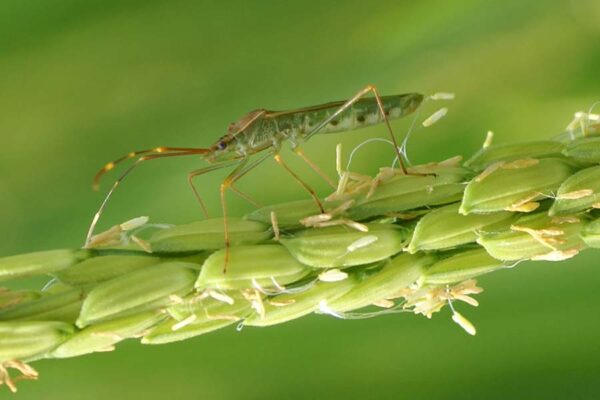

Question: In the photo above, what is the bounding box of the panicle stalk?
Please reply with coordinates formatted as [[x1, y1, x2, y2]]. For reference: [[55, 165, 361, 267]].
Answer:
[[2, 112, 600, 392]]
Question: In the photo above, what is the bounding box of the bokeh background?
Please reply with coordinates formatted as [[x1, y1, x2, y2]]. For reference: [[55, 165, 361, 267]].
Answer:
[[2, 0, 600, 398]]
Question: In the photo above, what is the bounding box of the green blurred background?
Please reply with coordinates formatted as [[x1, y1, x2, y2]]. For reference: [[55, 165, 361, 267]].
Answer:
[[2, 0, 600, 398]]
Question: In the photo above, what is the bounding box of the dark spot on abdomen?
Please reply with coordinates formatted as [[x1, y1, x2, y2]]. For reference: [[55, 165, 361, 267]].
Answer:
[[330, 119, 339, 126], [356, 115, 365, 123]]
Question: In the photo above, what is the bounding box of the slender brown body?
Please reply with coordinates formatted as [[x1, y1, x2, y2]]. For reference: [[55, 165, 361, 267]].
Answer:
[[207, 93, 424, 162], [88, 86, 425, 269]]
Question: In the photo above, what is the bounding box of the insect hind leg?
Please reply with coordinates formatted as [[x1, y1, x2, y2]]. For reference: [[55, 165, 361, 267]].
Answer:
[[304, 84, 410, 175]]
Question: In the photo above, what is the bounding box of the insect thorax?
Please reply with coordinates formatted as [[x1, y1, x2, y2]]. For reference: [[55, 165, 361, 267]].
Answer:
[[242, 119, 288, 153]]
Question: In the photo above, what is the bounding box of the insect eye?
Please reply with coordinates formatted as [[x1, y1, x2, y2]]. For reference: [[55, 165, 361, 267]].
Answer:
[[217, 141, 227, 150]]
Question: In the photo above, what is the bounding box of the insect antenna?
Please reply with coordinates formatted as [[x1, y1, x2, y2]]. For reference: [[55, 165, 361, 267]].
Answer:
[[92, 147, 211, 191], [87, 147, 210, 246]]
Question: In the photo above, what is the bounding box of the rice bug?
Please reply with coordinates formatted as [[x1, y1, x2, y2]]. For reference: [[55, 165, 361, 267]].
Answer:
[[88, 85, 424, 269]]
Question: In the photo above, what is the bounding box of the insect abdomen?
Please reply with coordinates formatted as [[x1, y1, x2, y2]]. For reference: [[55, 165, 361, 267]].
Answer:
[[292, 93, 423, 137]]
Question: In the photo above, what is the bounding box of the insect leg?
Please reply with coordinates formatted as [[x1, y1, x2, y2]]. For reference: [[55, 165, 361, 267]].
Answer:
[[188, 152, 269, 218], [187, 160, 241, 218], [292, 147, 336, 188], [304, 84, 409, 174], [228, 186, 262, 208], [86, 149, 208, 246], [220, 153, 272, 271], [273, 152, 325, 213], [221, 156, 270, 209]]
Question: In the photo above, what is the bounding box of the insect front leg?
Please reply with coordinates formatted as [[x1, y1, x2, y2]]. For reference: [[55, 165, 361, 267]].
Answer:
[[218, 153, 271, 272], [188, 160, 241, 218]]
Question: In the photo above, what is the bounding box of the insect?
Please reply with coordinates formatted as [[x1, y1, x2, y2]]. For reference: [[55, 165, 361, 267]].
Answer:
[[88, 85, 424, 268]]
